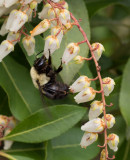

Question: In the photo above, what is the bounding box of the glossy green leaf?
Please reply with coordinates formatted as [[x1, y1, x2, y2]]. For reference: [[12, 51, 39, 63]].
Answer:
[[44, 141, 53, 160], [52, 127, 100, 160], [2, 105, 86, 143], [119, 59, 130, 126], [0, 56, 43, 121], [85, 0, 130, 17], [2, 142, 44, 160]]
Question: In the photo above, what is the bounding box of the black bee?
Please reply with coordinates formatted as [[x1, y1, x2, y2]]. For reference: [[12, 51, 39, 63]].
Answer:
[[30, 51, 69, 100]]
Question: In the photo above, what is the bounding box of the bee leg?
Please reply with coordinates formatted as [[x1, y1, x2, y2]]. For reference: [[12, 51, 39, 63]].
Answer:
[[55, 61, 63, 74], [48, 49, 52, 65]]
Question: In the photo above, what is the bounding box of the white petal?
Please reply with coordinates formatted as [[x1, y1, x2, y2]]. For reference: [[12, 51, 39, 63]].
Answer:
[[59, 9, 70, 25], [0, 18, 9, 36], [20, 0, 33, 4], [4, 128, 13, 150], [70, 76, 91, 93], [103, 77, 115, 96], [6, 32, 20, 45], [51, 26, 63, 45], [38, 3, 51, 20], [102, 114, 115, 129], [80, 132, 98, 148], [0, 0, 4, 7], [81, 118, 105, 133], [74, 87, 96, 104], [108, 134, 119, 152], [5, 0, 18, 8], [89, 100, 103, 120], [51, 0, 60, 2]]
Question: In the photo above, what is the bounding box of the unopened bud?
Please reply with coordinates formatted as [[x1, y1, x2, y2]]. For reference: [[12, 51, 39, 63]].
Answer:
[[102, 114, 115, 129], [108, 133, 119, 152], [103, 77, 115, 96], [73, 56, 84, 64], [30, 0, 37, 10], [100, 149, 106, 160]]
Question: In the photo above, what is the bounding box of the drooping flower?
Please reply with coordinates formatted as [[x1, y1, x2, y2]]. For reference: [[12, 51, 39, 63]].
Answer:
[[89, 100, 103, 120], [30, 19, 50, 36], [102, 114, 115, 129], [6, 9, 28, 33], [62, 43, 80, 65], [100, 149, 106, 160], [6, 31, 20, 45], [80, 132, 98, 149], [73, 55, 84, 64], [20, 0, 33, 5], [91, 42, 105, 61], [59, 9, 70, 25], [4, 0, 18, 8], [51, 26, 63, 45], [0, 18, 9, 36], [81, 118, 105, 133], [0, 40, 14, 62], [30, 0, 38, 10], [22, 36, 35, 56], [74, 87, 96, 104], [103, 77, 115, 96], [107, 133, 119, 152], [43, 35, 59, 58], [70, 76, 91, 93]]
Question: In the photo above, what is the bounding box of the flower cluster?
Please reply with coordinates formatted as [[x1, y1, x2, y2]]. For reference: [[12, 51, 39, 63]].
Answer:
[[0, 115, 16, 150]]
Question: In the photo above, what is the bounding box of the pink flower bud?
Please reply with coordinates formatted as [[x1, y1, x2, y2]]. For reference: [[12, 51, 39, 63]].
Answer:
[[89, 100, 103, 120], [70, 76, 91, 93], [80, 132, 98, 149], [102, 114, 115, 129], [108, 134, 119, 152], [74, 87, 96, 104], [103, 77, 115, 96], [62, 43, 80, 65], [81, 118, 105, 133]]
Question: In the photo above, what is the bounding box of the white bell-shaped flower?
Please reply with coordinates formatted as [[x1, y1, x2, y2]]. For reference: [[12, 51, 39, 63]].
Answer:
[[38, 3, 51, 20], [80, 132, 98, 149], [92, 43, 105, 61], [48, 8, 60, 19], [22, 36, 35, 56], [6, 10, 28, 33], [73, 56, 83, 64], [0, 40, 14, 62], [74, 87, 96, 104], [20, 0, 33, 4], [51, 26, 63, 45], [62, 1, 68, 10], [51, 0, 60, 2], [102, 114, 115, 129], [103, 77, 115, 96], [70, 76, 91, 93], [4, 0, 18, 8], [100, 149, 106, 160], [59, 9, 70, 25], [0, 0, 4, 7], [30, 0, 38, 10], [89, 100, 103, 120], [0, 115, 8, 127], [62, 43, 80, 65], [44, 35, 59, 58], [6, 32, 20, 45], [0, 18, 9, 36], [3, 128, 13, 150], [108, 134, 119, 152], [30, 19, 50, 36], [81, 118, 105, 133], [0, 4, 18, 17]]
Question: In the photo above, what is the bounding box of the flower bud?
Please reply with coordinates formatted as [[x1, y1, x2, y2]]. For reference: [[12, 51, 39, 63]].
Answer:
[[0, 18, 9, 36], [62, 43, 80, 65], [30, 19, 50, 36], [38, 3, 51, 20], [62, 1, 68, 10], [48, 8, 60, 20], [59, 9, 70, 25], [4, 128, 13, 150], [44, 35, 59, 58], [73, 56, 83, 64], [102, 114, 115, 129], [64, 22, 72, 30], [80, 132, 98, 149], [81, 118, 105, 133], [0, 115, 8, 127], [22, 36, 35, 56], [0, 40, 14, 62], [51, 26, 63, 45], [30, 0, 37, 10], [103, 77, 115, 96], [6, 31, 20, 45], [70, 76, 91, 93], [108, 134, 119, 152], [74, 87, 96, 104], [89, 100, 103, 120], [6, 10, 28, 33], [4, 0, 18, 8], [91, 43, 105, 61], [100, 149, 106, 160]]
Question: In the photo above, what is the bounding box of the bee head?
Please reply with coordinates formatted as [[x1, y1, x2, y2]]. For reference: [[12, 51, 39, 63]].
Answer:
[[34, 55, 47, 73]]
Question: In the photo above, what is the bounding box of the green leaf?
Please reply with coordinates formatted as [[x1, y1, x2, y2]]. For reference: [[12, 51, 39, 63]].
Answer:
[[2, 105, 86, 143], [119, 59, 130, 126], [0, 56, 43, 121], [44, 0, 90, 84], [85, 0, 130, 17], [52, 127, 100, 160], [2, 142, 44, 160], [44, 141, 53, 160]]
